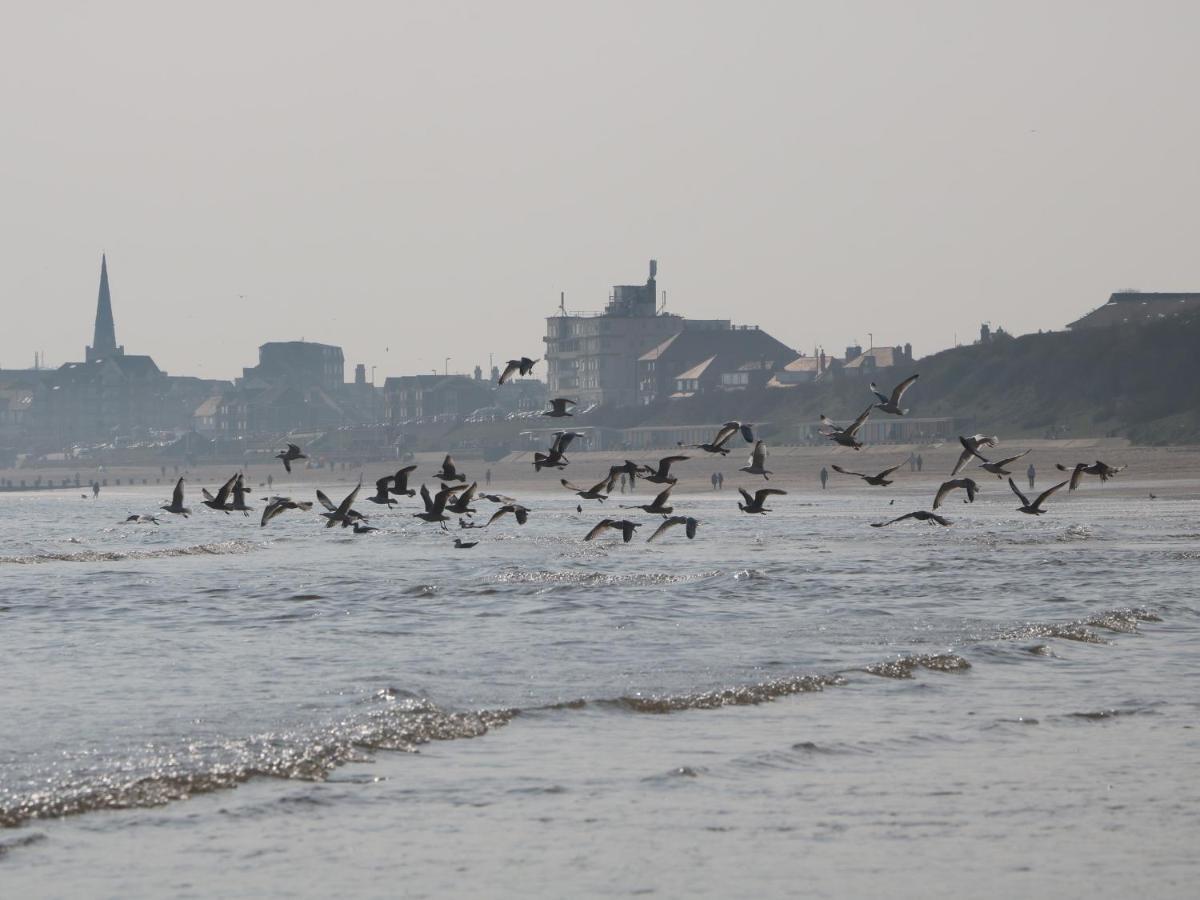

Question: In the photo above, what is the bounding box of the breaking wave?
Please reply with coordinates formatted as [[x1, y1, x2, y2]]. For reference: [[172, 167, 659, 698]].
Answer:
[[0, 540, 262, 566]]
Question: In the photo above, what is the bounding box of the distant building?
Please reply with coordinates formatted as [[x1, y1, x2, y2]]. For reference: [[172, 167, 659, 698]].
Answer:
[[839, 343, 914, 379], [638, 325, 795, 403], [383, 375, 493, 424], [1068, 292, 1200, 329], [766, 350, 839, 388], [242, 341, 345, 392]]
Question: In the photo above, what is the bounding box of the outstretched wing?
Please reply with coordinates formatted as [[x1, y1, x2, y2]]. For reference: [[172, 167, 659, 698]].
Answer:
[[845, 405, 873, 437], [1032, 480, 1069, 510], [1007, 477, 1031, 507], [738, 488, 753, 506], [890, 374, 919, 405], [749, 441, 767, 468], [1069, 463, 1086, 491], [584, 519, 614, 541], [753, 488, 787, 504], [869, 382, 890, 405], [739, 423, 755, 443], [315, 489, 336, 511], [993, 450, 1031, 468], [831, 464, 866, 479], [172, 478, 184, 506], [932, 480, 956, 510], [877, 462, 905, 479], [711, 422, 740, 448], [871, 512, 917, 528], [950, 448, 975, 477], [213, 473, 238, 505], [819, 414, 841, 433], [647, 517, 682, 543], [441, 454, 457, 476], [335, 482, 362, 518]]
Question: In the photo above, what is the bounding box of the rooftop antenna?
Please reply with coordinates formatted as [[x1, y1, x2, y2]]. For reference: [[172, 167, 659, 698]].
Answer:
[[560, 291, 566, 315]]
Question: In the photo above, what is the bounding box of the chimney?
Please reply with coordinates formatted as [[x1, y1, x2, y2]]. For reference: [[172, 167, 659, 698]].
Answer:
[[904, 342, 913, 361], [354, 363, 366, 385], [474, 365, 482, 381], [845, 345, 862, 362]]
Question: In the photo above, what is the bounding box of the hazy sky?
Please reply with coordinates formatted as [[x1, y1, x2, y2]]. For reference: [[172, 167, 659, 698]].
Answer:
[[3, 1, 1198, 381]]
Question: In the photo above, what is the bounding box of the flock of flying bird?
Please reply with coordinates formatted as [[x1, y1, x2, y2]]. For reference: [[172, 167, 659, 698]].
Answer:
[[128, 360, 1126, 539]]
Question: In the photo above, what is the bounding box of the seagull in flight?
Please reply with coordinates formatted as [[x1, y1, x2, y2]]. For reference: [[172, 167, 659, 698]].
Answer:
[[542, 398, 576, 418], [388, 465, 418, 497], [435, 454, 467, 483], [321, 481, 363, 528], [870, 510, 951, 527], [933, 478, 979, 509], [201, 474, 239, 513], [485, 503, 529, 527], [647, 516, 699, 542], [561, 477, 611, 502], [260, 496, 313, 527], [690, 422, 753, 455], [367, 476, 398, 507], [1056, 460, 1127, 490], [1009, 477, 1068, 515], [951, 435, 999, 476], [831, 461, 905, 486], [316, 488, 368, 524], [739, 441, 772, 480], [275, 443, 306, 473], [533, 431, 581, 472], [621, 483, 675, 515], [977, 450, 1030, 478], [584, 519, 641, 542], [870, 374, 919, 416], [414, 484, 468, 524], [498, 357, 539, 384], [737, 487, 787, 514], [640, 454, 689, 485], [160, 477, 190, 517], [820, 406, 872, 450]]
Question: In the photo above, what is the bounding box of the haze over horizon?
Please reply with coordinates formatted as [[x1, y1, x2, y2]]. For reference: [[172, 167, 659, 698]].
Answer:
[[3, 1, 1198, 381]]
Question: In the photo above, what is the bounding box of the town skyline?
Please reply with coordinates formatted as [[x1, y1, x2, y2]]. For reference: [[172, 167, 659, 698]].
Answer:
[[4, 3, 1200, 380]]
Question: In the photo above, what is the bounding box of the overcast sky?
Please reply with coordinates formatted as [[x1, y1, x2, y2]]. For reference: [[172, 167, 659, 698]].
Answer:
[[3, 1, 1198, 381]]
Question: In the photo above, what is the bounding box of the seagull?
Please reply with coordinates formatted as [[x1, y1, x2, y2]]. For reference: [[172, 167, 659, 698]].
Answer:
[[260, 496, 313, 527], [1056, 460, 1127, 490], [459, 517, 485, 529], [622, 483, 674, 515], [933, 478, 979, 509], [201, 474, 239, 513], [870, 374, 919, 416], [367, 476, 398, 507], [831, 461, 905, 486], [690, 422, 752, 455], [322, 481, 363, 528], [561, 477, 610, 502], [951, 435, 999, 476], [542, 398, 576, 418], [1008, 477, 1068, 515], [413, 484, 467, 524], [352, 522, 379, 534], [275, 443, 306, 473], [388, 465, 418, 497], [435, 454, 466, 483], [160, 477, 191, 517], [737, 487, 787, 514], [739, 441, 771, 480], [498, 357, 538, 384], [640, 454, 689, 485], [977, 450, 1030, 478], [453, 537, 478, 549], [445, 481, 479, 516], [485, 503, 529, 527], [870, 510, 950, 528], [124, 514, 160, 525], [533, 431, 582, 472], [227, 474, 254, 516], [584, 519, 641, 542], [819, 406, 872, 450], [479, 492, 516, 504], [316, 489, 368, 524], [647, 516, 699, 542]]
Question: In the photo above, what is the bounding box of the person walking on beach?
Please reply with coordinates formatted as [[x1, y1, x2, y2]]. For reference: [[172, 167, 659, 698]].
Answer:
[[820, 466, 828, 490], [267, 473, 274, 490], [916, 454, 924, 472], [485, 468, 492, 487], [1027, 463, 1036, 491], [91, 481, 100, 499], [717, 472, 724, 490], [711, 472, 719, 491], [909, 452, 916, 472]]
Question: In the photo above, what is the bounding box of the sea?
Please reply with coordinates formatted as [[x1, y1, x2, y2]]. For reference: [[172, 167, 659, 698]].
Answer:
[[0, 477, 1197, 898]]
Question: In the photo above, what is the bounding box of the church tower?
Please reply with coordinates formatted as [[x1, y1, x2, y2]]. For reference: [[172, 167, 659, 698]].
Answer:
[[86, 254, 123, 362]]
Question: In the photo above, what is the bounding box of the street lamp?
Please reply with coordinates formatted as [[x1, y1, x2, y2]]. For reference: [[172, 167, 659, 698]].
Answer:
[[444, 357, 451, 376]]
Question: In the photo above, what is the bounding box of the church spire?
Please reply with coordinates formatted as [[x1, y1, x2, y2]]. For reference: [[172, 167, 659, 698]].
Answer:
[[87, 254, 122, 362]]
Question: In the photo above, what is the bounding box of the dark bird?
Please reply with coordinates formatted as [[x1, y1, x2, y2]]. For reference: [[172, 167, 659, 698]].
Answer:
[[951, 435, 999, 476], [739, 441, 771, 480], [978, 450, 1030, 478], [870, 374, 919, 416], [621, 483, 675, 515], [870, 510, 951, 527], [933, 478, 979, 509], [584, 519, 641, 542], [738, 487, 787, 514], [413, 484, 467, 524], [368, 476, 398, 507], [321, 481, 364, 528], [260, 496, 313, 527], [227, 474, 254, 516], [453, 537, 478, 549], [459, 517, 485, 529], [316, 489, 368, 524], [201, 474, 239, 513], [1056, 460, 1127, 490], [1009, 477, 1068, 515], [498, 357, 539, 384], [485, 503, 529, 527], [640, 454, 689, 485], [831, 461, 905, 486], [543, 398, 576, 418], [388, 464, 418, 497], [561, 477, 611, 502], [647, 516, 699, 542], [533, 431, 582, 472], [275, 443, 306, 473], [691, 422, 752, 455], [352, 522, 379, 534], [820, 406, 872, 450], [435, 454, 466, 483], [124, 514, 160, 525], [606, 460, 642, 491], [160, 477, 191, 517], [445, 481, 479, 516]]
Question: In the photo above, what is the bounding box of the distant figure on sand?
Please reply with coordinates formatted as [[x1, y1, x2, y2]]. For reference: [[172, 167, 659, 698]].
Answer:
[[485, 468, 492, 486], [711, 472, 719, 491], [916, 454, 924, 472], [92, 481, 100, 498], [909, 452, 917, 472], [717, 472, 724, 490], [1027, 463, 1036, 490], [819, 467, 828, 490]]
